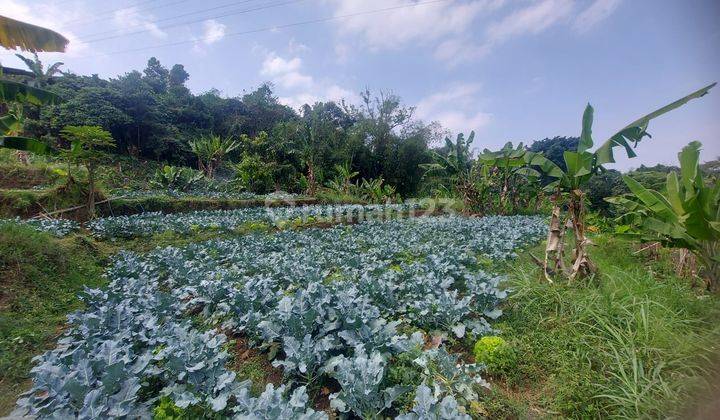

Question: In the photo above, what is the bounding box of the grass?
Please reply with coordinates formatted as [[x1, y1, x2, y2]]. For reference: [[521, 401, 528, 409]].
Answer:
[[486, 234, 720, 418], [0, 224, 106, 415]]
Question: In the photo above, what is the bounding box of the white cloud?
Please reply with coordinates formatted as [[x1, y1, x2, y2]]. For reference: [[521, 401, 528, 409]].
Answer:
[[277, 72, 313, 89], [415, 83, 492, 136], [260, 53, 311, 89], [485, 0, 575, 44], [573, 0, 622, 32], [261, 54, 302, 76], [201, 19, 226, 45], [278, 84, 354, 109], [332, 0, 621, 65], [331, 0, 506, 50], [258, 51, 354, 109], [113, 7, 167, 39]]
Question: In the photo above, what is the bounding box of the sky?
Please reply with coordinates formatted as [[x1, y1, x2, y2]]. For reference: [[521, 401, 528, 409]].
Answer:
[[1, 0, 719, 170]]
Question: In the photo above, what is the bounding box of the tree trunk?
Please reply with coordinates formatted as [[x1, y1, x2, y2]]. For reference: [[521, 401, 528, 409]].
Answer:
[[568, 189, 595, 281], [307, 163, 316, 196], [87, 163, 96, 219], [543, 201, 565, 282]]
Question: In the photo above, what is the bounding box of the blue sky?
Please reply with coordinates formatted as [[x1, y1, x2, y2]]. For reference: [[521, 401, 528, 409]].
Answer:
[[2, 0, 719, 170]]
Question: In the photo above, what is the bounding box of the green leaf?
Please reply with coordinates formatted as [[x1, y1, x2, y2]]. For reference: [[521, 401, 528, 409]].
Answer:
[[524, 151, 565, 178], [0, 79, 62, 106], [577, 104, 594, 154], [665, 171, 684, 215], [0, 113, 21, 134], [622, 175, 678, 222], [0, 136, 54, 155], [595, 83, 716, 165], [678, 141, 701, 198]]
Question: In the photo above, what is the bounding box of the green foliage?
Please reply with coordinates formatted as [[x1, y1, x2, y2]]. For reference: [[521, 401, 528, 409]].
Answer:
[[472, 336, 516, 375], [325, 162, 359, 195], [357, 177, 398, 203], [528, 136, 579, 173], [60, 125, 115, 164], [151, 165, 204, 192], [14, 52, 63, 87], [152, 396, 208, 420], [0, 79, 61, 106], [608, 141, 720, 290], [232, 153, 275, 194], [189, 134, 239, 178], [585, 170, 626, 215], [421, 131, 475, 183], [529, 83, 716, 192], [1, 78, 61, 155]]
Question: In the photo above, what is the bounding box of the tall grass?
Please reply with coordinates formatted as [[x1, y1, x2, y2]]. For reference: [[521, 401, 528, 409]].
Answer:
[[499, 235, 720, 418]]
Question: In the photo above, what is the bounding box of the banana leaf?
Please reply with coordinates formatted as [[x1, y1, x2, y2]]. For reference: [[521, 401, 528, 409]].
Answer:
[[0, 135, 54, 155], [0, 16, 68, 52], [0, 79, 62, 106], [595, 83, 716, 165]]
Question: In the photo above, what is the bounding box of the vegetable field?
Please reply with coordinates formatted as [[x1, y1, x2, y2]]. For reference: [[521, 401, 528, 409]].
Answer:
[[14, 214, 545, 418]]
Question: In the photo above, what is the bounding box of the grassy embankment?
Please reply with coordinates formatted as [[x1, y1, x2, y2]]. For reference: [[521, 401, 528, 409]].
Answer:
[[0, 224, 105, 414], [479, 234, 720, 419]]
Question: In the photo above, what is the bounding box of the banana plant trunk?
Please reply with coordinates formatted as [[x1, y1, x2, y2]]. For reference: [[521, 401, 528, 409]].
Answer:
[[568, 189, 595, 280], [543, 198, 565, 282]]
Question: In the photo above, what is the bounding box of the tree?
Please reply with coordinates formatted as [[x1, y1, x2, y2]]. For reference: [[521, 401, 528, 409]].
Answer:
[[189, 134, 239, 178], [420, 132, 475, 204], [527, 83, 716, 281], [529, 136, 579, 172], [14, 52, 63, 86], [143, 57, 169, 94], [477, 142, 543, 214], [347, 89, 414, 177], [169, 64, 189, 87], [59, 125, 115, 218], [241, 83, 297, 136], [584, 170, 625, 215], [607, 141, 720, 291]]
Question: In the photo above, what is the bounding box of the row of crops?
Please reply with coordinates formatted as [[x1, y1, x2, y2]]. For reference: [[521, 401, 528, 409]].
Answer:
[[87, 203, 421, 239], [1, 203, 419, 239], [14, 215, 546, 418]]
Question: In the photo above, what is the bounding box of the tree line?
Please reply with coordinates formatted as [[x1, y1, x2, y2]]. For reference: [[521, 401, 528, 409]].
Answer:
[[9, 56, 449, 196]]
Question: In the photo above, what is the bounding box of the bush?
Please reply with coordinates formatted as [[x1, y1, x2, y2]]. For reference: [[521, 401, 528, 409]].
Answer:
[[473, 336, 516, 376]]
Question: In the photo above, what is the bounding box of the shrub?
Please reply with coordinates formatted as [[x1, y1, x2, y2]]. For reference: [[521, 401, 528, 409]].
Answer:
[[473, 336, 516, 375]]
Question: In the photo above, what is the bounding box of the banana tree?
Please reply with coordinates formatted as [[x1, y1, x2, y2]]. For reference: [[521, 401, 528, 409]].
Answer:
[[0, 16, 66, 157], [188, 134, 239, 178], [607, 141, 719, 291], [421, 131, 476, 206], [14, 52, 64, 86], [477, 142, 541, 214], [526, 83, 716, 281], [1, 79, 61, 155]]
